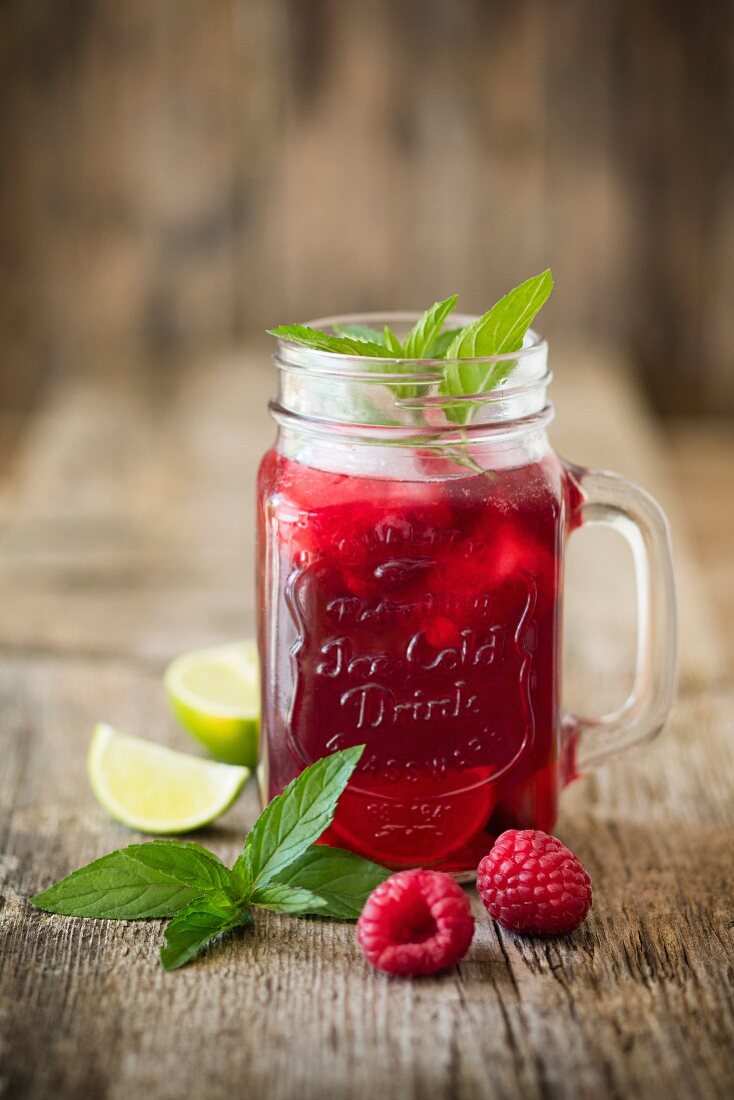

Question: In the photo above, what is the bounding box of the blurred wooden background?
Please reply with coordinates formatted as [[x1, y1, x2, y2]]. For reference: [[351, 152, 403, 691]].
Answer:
[[1, 0, 732, 413]]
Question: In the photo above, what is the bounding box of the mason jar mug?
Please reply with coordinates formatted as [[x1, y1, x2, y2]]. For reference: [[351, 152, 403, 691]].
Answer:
[[257, 316, 677, 877]]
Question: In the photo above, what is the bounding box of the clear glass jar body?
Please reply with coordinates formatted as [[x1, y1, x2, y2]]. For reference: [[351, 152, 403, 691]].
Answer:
[[258, 316, 677, 876]]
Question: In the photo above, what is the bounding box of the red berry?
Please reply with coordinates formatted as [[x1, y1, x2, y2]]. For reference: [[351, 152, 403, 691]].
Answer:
[[357, 869, 475, 976], [477, 829, 592, 935]]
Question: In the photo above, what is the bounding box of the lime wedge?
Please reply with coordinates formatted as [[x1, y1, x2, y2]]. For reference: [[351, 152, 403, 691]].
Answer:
[[88, 723, 249, 834], [164, 641, 260, 767]]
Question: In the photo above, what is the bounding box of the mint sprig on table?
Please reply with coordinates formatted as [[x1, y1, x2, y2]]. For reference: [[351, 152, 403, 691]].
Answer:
[[269, 269, 553, 423], [30, 745, 390, 971]]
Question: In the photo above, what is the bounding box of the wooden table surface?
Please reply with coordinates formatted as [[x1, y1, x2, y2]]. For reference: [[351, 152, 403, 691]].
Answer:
[[1, 347, 732, 1100]]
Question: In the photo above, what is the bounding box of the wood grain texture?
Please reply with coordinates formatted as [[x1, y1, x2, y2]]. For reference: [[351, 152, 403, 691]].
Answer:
[[1, 351, 733, 1099], [669, 420, 734, 671], [1, 0, 732, 412]]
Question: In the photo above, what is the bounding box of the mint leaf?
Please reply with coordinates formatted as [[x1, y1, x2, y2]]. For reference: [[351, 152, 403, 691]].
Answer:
[[117, 841, 232, 893], [160, 895, 252, 971], [382, 326, 404, 355], [234, 745, 364, 891], [428, 327, 463, 358], [378, 327, 418, 402], [273, 845, 391, 920], [251, 883, 328, 915], [30, 842, 232, 919], [445, 271, 552, 359], [269, 325, 387, 357], [334, 322, 386, 344], [440, 270, 553, 424], [402, 295, 458, 359]]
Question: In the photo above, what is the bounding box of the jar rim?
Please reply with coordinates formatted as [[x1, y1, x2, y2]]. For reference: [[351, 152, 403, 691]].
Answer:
[[274, 311, 548, 373], [272, 310, 551, 434]]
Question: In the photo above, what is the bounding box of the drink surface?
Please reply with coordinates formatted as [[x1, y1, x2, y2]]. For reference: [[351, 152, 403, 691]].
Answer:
[[258, 447, 569, 873]]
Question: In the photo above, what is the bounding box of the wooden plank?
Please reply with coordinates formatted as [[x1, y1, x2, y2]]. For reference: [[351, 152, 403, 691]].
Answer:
[[669, 420, 734, 668], [2, 1, 732, 410], [0, 0, 253, 392], [0, 352, 732, 1098]]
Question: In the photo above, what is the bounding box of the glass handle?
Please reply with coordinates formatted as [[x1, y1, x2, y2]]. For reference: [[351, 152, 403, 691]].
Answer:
[[563, 467, 678, 776]]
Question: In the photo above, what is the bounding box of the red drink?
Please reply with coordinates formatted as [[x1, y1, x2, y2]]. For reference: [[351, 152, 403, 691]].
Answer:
[[257, 447, 573, 874]]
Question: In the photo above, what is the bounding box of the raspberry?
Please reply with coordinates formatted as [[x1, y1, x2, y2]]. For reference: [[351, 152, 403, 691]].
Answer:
[[477, 829, 592, 935], [357, 869, 475, 976]]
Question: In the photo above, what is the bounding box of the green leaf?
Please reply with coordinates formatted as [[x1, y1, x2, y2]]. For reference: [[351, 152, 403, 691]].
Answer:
[[380, 325, 427, 399], [30, 842, 232, 919], [233, 746, 364, 891], [445, 271, 552, 359], [120, 841, 232, 893], [251, 882, 328, 915], [402, 295, 458, 359], [269, 325, 387, 357], [160, 895, 252, 971], [333, 322, 386, 344], [428, 327, 463, 358], [382, 326, 404, 355], [440, 270, 553, 424], [273, 845, 391, 920]]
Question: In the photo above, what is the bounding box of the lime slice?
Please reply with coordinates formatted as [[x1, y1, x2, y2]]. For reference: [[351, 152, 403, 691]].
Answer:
[[88, 723, 249, 834], [164, 640, 260, 767]]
